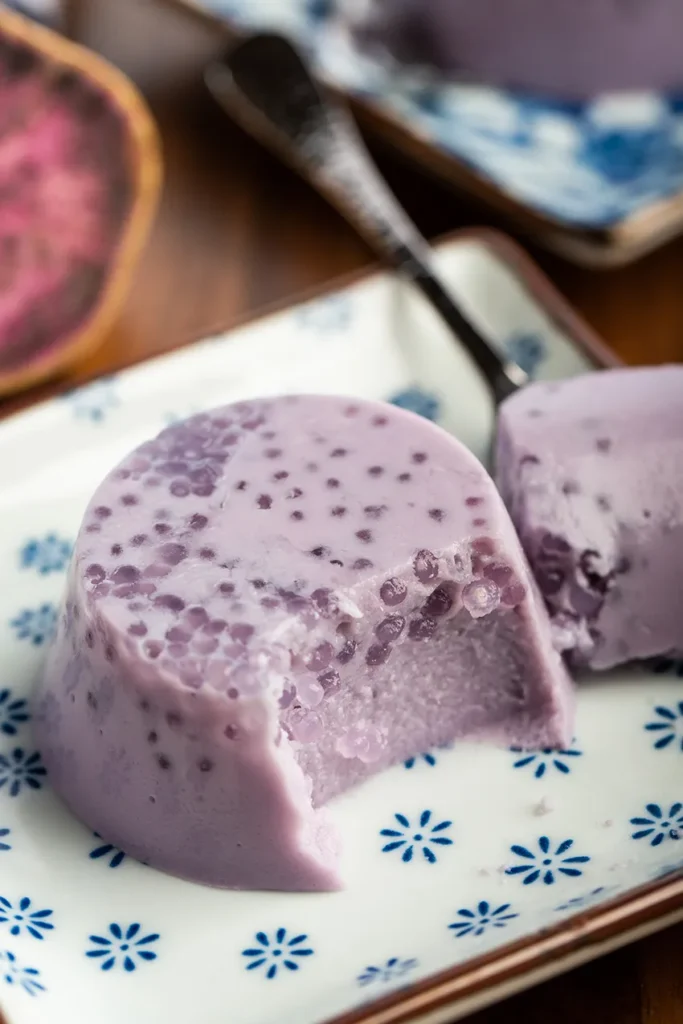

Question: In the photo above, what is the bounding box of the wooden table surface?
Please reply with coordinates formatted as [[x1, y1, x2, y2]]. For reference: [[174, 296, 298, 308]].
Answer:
[[3, 10, 683, 1022]]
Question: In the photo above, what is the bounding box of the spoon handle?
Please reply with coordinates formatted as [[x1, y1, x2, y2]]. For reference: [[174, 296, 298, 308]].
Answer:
[[207, 34, 525, 403]]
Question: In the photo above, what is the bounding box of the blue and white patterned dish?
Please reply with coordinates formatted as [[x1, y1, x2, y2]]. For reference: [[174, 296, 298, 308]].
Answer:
[[0, 232, 681, 1024], [177, 0, 683, 259]]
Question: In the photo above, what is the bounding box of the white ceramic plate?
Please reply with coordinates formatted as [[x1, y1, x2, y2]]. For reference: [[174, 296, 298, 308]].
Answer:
[[0, 231, 681, 1024]]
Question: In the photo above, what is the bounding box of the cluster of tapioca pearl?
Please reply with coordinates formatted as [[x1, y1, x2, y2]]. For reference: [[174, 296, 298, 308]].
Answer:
[[134, 698, 238, 786]]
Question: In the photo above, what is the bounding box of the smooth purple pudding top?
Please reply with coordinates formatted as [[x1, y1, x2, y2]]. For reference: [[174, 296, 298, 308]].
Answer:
[[496, 365, 683, 670], [350, 0, 683, 98], [37, 395, 573, 891]]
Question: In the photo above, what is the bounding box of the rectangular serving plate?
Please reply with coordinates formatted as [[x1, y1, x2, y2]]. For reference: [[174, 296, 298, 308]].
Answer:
[[0, 230, 681, 1024]]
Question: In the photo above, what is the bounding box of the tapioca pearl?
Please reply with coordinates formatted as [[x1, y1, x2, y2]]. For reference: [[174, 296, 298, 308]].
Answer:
[[483, 563, 513, 587], [154, 522, 171, 536], [310, 546, 331, 559], [183, 606, 209, 630], [380, 577, 407, 606], [411, 452, 428, 464], [199, 547, 215, 561], [428, 508, 446, 522], [264, 448, 283, 459], [192, 634, 219, 655], [501, 581, 527, 607], [272, 470, 289, 482], [230, 623, 254, 645], [116, 469, 131, 480], [306, 462, 319, 473], [465, 497, 483, 508], [297, 676, 324, 708], [527, 409, 543, 419], [367, 466, 384, 478], [120, 493, 139, 507], [472, 537, 496, 558], [462, 579, 500, 618], [286, 487, 303, 500], [257, 494, 272, 509], [156, 754, 172, 770], [562, 480, 580, 496], [203, 619, 228, 635], [218, 582, 235, 598], [375, 615, 405, 643], [408, 616, 437, 641], [330, 448, 349, 459], [235, 480, 248, 492], [166, 712, 183, 729], [413, 549, 439, 583], [596, 437, 612, 453], [156, 543, 188, 566], [84, 628, 94, 648], [224, 723, 239, 739], [364, 505, 387, 520], [318, 669, 340, 695], [536, 566, 564, 597], [85, 563, 106, 584], [131, 534, 148, 547], [356, 529, 373, 544], [87, 690, 98, 710], [110, 544, 123, 557], [94, 505, 112, 519], [519, 454, 540, 467], [331, 506, 347, 518], [423, 583, 457, 618], [595, 494, 612, 512], [86, 524, 101, 534], [336, 724, 384, 763], [371, 414, 388, 427], [290, 510, 305, 521], [397, 472, 411, 483], [250, 578, 267, 590], [128, 622, 148, 637], [337, 638, 357, 664], [147, 730, 158, 744], [144, 640, 162, 659], [143, 562, 171, 580], [170, 480, 190, 498], [311, 588, 339, 616], [139, 699, 151, 713], [472, 518, 487, 528], [289, 709, 323, 744], [159, 460, 189, 476], [166, 626, 191, 643], [154, 594, 185, 613], [325, 478, 340, 489], [192, 483, 215, 498], [353, 558, 373, 571], [306, 642, 335, 672], [366, 639, 393, 666], [189, 513, 208, 531]]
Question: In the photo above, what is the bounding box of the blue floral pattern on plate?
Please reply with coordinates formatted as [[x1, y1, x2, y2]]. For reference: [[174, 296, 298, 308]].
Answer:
[[645, 703, 683, 751], [503, 332, 547, 379], [0, 749, 47, 798], [65, 377, 119, 423], [404, 751, 438, 770], [389, 388, 441, 423], [630, 803, 683, 846], [357, 957, 417, 986], [380, 810, 453, 863], [510, 743, 582, 778], [448, 902, 518, 938], [652, 656, 683, 678], [89, 834, 126, 869], [506, 836, 590, 885], [10, 604, 57, 646], [555, 887, 610, 912], [0, 829, 10, 852], [86, 923, 159, 972], [242, 929, 314, 979], [19, 534, 72, 575], [0, 950, 45, 996], [0, 690, 29, 738], [0, 898, 53, 941]]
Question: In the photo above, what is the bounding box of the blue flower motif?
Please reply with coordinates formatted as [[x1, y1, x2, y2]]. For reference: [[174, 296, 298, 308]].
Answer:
[[645, 703, 683, 751], [86, 923, 159, 972], [0, 749, 47, 798], [19, 534, 72, 575], [89, 833, 126, 869], [0, 950, 45, 996], [503, 332, 547, 379], [404, 751, 438, 770], [10, 604, 57, 646], [0, 829, 10, 852], [448, 901, 518, 938], [580, 124, 683, 186], [506, 836, 590, 885], [510, 742, 582, 779], [357, 956, 418, 986], [380, 810, 454, 863], [555, 886, 608, 912], [297, 294, 351, 332], [0, 690, 30, 737], [0, 898, 53, 941], [652, 656, 683, 678], [389, 387, 441, 423], [630, 802, 683, 847], [242, 928, 314, 979], [66, 376, 119, 423]]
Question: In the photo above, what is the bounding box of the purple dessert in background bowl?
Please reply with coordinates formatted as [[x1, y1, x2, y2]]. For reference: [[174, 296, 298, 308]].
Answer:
[[350, 0, 683, 99]]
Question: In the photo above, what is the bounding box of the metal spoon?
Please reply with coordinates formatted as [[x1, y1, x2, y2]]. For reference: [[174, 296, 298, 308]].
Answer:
[[205, 32, 527, 405]]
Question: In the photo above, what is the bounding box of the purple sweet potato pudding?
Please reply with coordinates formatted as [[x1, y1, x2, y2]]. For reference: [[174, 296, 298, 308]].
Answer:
[[350, 0, 683, 98], [496, 366, 683, 671], [36, 395, 573, 891]]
